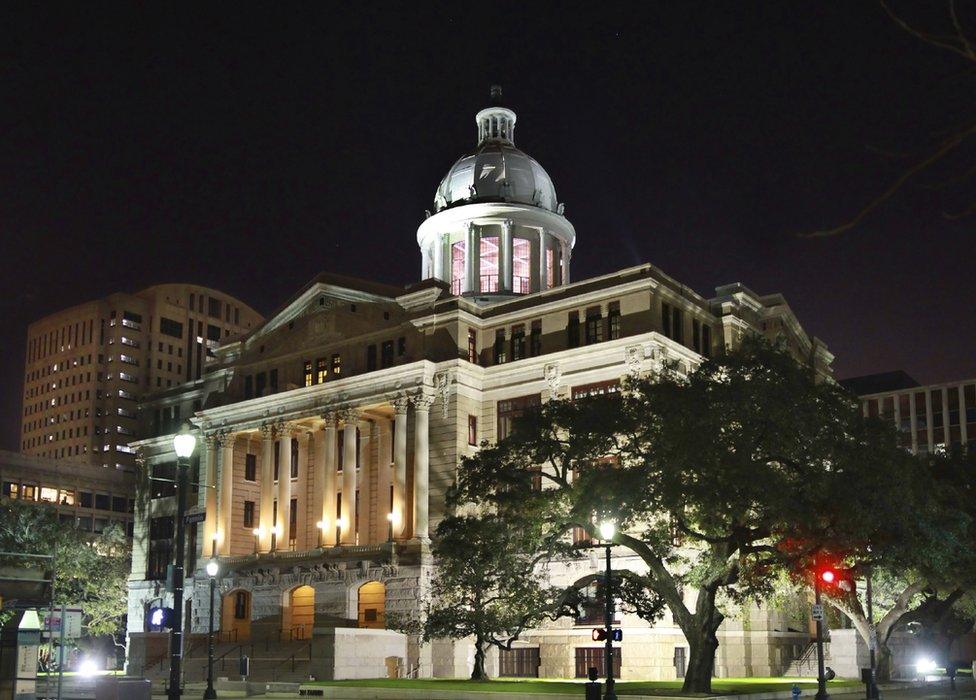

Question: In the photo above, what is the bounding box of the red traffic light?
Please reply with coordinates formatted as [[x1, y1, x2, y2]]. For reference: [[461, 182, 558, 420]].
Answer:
[[820, 569, 836, 584], [592, 628, 607, 641]]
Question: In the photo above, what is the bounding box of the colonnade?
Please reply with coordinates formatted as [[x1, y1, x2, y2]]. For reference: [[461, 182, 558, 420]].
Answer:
[[200, 392, 434, 559]]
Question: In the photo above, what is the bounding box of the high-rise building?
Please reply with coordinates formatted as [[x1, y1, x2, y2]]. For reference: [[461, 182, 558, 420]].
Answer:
[[124, 88, 835, 682], [20, 284, 263, 475]]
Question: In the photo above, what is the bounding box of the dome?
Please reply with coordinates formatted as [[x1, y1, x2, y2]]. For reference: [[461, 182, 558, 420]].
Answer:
[[432, 87, 561, 215], [433, 142, 559, 214]]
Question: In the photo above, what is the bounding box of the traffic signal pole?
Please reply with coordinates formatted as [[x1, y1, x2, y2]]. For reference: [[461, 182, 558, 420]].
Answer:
[[814, 577, 828, 700]]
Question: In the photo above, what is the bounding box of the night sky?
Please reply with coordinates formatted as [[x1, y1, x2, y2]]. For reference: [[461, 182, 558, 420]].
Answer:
[[2, 3, 975, 451]]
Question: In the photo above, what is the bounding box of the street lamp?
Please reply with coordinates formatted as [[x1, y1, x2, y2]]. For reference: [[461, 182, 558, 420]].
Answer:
[[251, 528, 261, 555], [204, 559, 219, 700], [814, 567, 832, 700], [598, 519, 617, 700], [315, 520, 327, 548], [168, 422, 196, 700]]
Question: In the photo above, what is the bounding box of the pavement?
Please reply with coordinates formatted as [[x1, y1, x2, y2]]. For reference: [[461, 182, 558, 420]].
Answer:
[[830, 680, 975, 700]]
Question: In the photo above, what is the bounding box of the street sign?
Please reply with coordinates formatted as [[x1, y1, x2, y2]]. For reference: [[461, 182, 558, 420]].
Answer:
[[591, 628, 623, 642], [42, 608, 83, 638], [184, 511, 206, 525], [811, 604, 824, 622]]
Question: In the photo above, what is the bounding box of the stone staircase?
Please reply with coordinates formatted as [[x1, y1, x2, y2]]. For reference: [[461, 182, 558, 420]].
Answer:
[[784, 641, 831, 677], [142, 637, 315, 686]]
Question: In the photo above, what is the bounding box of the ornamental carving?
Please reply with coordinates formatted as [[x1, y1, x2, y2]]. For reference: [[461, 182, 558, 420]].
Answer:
[[411, 392, 435, 412], [393, 394, 410, 415], [543, 363, 561, 401], [625, 345, 643, 376], [434, 371, 452, 418]]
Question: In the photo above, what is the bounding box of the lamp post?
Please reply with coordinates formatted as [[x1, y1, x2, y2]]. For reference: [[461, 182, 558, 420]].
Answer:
[[865, 566, 879, 699], [251, 528, 261, 555], [814, 573, 829, 700], [168, 422, 196, 700], [598, 520, 617, 700], [204, 559, 219, 700]]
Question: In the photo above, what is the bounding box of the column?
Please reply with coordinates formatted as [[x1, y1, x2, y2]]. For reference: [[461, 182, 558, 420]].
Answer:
[[340, 410, 359, 544], [296, 431, 310, 549], [202, 433, 220, 557], [218, 434, 235, 556], [421, 248, 431, 280], [892, 394, 901, 434], [312, 427, 326, 547], [377, 417, 393, 540], [276, 424, 292, 550], [322, 413, 338, 544], [942, 387, 951, 447], [538, 229, 549, 292], [925, 390, 934, 453], [960, 385, 968, 447], [500, 219, 513, 293], [561, 241, 571, 285], [393, 397, 409, 539], [258, 424, 275, 552], [432, 234, 444, 281], [909, 392, 919, 453], [464, 222, 479, 294], [357, 418, 373, 544], [411, 393, 435, 541]]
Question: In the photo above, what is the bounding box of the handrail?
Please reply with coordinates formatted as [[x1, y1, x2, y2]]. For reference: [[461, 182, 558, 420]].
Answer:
[[271, 641, 312, 681], [199, 642, 242, 679]]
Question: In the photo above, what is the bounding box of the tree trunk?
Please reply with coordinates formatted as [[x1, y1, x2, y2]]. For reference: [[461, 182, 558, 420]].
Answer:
[[471, 637, 488, 681], [875, 641, 893, 682], [682, 625, 720, 693]]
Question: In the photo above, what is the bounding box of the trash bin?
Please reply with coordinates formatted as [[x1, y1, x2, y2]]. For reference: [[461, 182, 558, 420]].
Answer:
[[584, 681, 602, 700], [95, 676, 151, 700]]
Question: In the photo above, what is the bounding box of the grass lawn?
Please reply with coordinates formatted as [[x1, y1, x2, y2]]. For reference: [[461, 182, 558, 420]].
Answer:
[[307, 677, 861, 696]]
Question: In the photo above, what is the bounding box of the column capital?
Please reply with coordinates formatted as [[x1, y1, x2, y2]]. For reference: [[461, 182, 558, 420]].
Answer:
[[259, 422, 275, 440], [393, 395, 411, 415], [502, 218, 514, 230], [339, 408, 361, 426], [410, 392, 435, 412], [321, 410, 340, 427], [206, 430, 229, 448]]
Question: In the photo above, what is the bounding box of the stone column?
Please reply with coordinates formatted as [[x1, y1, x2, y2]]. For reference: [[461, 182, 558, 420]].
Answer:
[[942, 388, 951, 446], [377, 417, 393, 539], [322, 412, 338, 544], [340, 410, 359, 544], [411, 393, 435, 541], [312, 426, 326, 547], [202, 433, 220, 557], [892, 394, 901, 434], [276, 424, 292, 550], [925, 390, 934, 452], [909, 392, 919, 453], [464, 222, 478, 294], [561, 240, 571, 285], [218, 434, 235, 556], [258, 424, 275, 552], [296, 431, 311, 549], [432, 234, 444, 281], [421, 248, 431, 280], [357, 418, 373, 544], [538, 229, 549, 292], [500, 219, 514, 293], [393, 397, 409, 539]]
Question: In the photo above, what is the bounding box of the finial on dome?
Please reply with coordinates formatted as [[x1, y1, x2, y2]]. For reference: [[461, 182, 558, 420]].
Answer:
[[489, 85, 504, 105]]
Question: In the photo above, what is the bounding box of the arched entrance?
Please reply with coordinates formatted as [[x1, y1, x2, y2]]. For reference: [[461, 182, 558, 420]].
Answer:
[[357, 581, 386, 629], [220, 589, 251, 642], [281, 585, 314, 640]]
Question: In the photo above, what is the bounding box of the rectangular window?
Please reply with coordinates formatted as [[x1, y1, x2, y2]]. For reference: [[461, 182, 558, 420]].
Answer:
[[332, 354, 342, 377], [672, 306, 683, 344], [207, 324, 221, 342], [244, 375, 254, 399], [585, 307, 603, 344], [160, 317, 184, 338], [243, 500, 255, 528], [662, 302, 671, 338], [497, 394, 541, 440], [208, 297, 221, 318], [480, 236, 500, 293], [304, 360, 313, 387], [608, 302, 621, 340], [315, 357, 327, 384], [366, 344, 377, 371], [572, 380, 621, 400], [692, 319, 701, 354], [255, 372, 267, 397], [511, 325, 526, 361], [289, 498, 297, 541], [467, 328, 478, 364], [397, 336, 406, 356], [575, 647, 621, 679], [530, 320, 542, 356], [567, 311, 580, 348], [381, 340, 394, 368], [494, 329, 507, 364], [701, 325, 712, 358], [291, 438, 299, 479], [269, 369, 278, 393], [245, 453, 257, 481], [451, 240, 466, 295], [467, 415, 478, 446], [273, 442, 280, 481]]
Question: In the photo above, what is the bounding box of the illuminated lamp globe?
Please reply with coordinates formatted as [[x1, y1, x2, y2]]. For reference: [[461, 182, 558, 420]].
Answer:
[[173, 422, 197, 458], [598, 520, 616, 541], [205, 560, 219, 578]]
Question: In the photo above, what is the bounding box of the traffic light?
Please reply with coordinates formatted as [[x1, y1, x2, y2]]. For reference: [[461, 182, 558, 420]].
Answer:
[[816, 564, 855, 593], [591, 628, 623, 641]]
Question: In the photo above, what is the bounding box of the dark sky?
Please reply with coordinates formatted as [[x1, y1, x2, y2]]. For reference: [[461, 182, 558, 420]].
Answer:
[[2, 2, 975, 451]]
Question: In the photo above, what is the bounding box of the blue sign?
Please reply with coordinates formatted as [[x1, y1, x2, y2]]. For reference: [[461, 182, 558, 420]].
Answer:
[[148, 606, 174, 631]]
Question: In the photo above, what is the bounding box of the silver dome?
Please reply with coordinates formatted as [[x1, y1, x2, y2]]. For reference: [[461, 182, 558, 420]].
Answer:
[[433, 141, 559, 214]]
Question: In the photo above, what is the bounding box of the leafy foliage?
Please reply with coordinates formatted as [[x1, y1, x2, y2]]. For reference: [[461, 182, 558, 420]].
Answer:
[[0, 499, 130, 638]]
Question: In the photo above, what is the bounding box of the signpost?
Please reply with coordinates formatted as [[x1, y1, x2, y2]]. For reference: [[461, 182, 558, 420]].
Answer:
[[42, 608, 83, 639], [811, 604, 824, 622]]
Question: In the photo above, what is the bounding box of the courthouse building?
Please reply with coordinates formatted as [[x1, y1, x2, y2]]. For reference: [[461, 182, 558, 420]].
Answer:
[[125, 89, 833, 681]]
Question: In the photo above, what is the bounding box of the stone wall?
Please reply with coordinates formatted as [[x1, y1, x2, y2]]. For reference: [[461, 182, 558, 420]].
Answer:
[[310, 628, 407, 680]]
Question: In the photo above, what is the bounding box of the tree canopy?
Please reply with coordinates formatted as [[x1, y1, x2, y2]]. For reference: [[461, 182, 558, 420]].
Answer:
[[451, 338, 944, 692]]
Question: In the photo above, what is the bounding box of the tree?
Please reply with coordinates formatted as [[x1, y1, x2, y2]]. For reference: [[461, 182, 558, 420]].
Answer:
[[394, 512, 574, 680], [809, 447, 976, 680], [0, 500, 130, 646], [451, 339, 921, 693]]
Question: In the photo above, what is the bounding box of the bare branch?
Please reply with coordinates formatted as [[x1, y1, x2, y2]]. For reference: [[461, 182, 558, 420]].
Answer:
[[880, 0, 976, 62]]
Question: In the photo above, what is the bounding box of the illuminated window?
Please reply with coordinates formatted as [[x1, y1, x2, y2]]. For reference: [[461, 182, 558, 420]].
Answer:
[[40, 487, 58, 503], [332, 354, 341, 377], [497, 395, 541, 440], [546, 247, 555, 288], [303, 360, 313, 387], [467, 415, 478, 446], [451, 241, 466, 295], [480, 236, 499, 293], [513, 239, 530, 293], [316, 358, 327, 384], [467, 329, 478, 364], [608, 302, 621, 340]]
